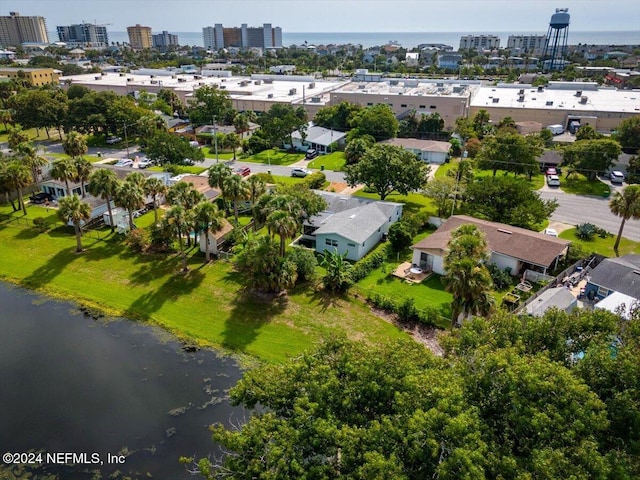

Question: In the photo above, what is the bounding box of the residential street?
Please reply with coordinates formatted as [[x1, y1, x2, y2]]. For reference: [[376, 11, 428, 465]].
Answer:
[[539, 183, 640, 241]]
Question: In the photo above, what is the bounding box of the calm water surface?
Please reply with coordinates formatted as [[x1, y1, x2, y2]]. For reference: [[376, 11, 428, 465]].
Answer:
[[0, 282, 245, 479]]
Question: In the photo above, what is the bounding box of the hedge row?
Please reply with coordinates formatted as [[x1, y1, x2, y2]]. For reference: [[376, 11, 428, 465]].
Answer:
[[350, 250, 386, 283], [366, 292, 443, 328]]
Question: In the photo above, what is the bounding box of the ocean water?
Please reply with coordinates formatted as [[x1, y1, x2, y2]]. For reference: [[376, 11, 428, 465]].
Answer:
[[99, 30, 640, 48]]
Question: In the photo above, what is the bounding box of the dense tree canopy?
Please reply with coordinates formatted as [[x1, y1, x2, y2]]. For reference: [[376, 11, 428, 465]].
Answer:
[[348, 104, 399, 141], [344, 144, 429, 200], [187, 85, 234, 126], [257, 104, 308, 147], [463, 176, 558, 229], [614, 116, 640, 154], [476, 132, 542, 178], [562, 138, 622, 180], [199, 305, 640, 479], [144, 131, 204, 165], [312, 101, 363, 131]]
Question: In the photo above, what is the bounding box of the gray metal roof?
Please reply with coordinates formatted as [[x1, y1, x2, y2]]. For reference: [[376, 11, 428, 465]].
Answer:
[[588, 254, 640, 299], [525, 287, 577, 317], [292, 124, 346, 147], [312, 202, 397, 244]]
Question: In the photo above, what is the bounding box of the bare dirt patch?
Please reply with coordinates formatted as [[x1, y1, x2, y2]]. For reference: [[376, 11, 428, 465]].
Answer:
[[370, 307, 444, 357], [327, 181, 348, 193]]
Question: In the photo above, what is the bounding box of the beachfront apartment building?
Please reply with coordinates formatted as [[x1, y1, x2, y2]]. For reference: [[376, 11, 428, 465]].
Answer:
[[459, 35, 500, 51], [202, 23, 282, 50], [0, 11, 49, 47], [127, 24, 153, 50], [57, 23, 109, 49], [507, 35, 546, 54]]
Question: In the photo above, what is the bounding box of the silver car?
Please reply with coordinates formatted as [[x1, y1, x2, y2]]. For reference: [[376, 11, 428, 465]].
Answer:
[[291, 167, 311, 178]]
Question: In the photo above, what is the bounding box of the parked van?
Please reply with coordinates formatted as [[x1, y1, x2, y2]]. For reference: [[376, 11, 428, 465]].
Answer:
[[305, 148, 318, 160], [546, 124, 564, 135], [568, 120, 581, 134]]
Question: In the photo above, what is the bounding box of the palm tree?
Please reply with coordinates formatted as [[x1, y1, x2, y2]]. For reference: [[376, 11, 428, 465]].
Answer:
[[115, 180, 145, 230], [88, 169, 120, 232], [224, 132, 241, 160], [144, 177, 168, 223], [609, 185, 640, 255], [57, 194, 92, 252], [73, 157, 92, 197], [246, 175, 267, 209], [193, 201, 224, 262], [320, 249, 353, 292], [63, 129, 88, 160], [266, 209, 299, 257], [233, 112, 250, 139], [50, 158, 77, 196], [442, 257, 494, 328], [15, 142, 48, 185], [207, 163, 232, 189], [442, 224, 494, 327], [167, 181, 205, 247], [5, 161, 31, 215], [124, 171, 146, 189], [221, 174, 249, 223], [165, 205, 191, 272]]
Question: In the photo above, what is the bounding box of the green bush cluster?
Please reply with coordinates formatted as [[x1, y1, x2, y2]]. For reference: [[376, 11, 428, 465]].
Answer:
[[576, 222, 610, 240], [32, 217, 49, 233], [303, 172, 326, 189], [125, 228, 150, 253], [486, 263, 513, 290], [350, 251, 386, 283], [366, 292, 441, 327]]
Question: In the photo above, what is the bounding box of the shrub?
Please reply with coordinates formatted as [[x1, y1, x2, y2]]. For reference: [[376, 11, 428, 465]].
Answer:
[[397, 298, 420, 323], [32, 217, 48, 233], [125, 228, 150, 253], [304, 172, 326, 190], [486, 263, 513, 290], [366, 292, 436, 327], [576, 222, 597, 240], [387, 222, 414, 252], [351, 251, 386, 282], [564, 242, 590, 265], [148, 222, 174, 253], [254, 172, 274, 184], [287, 247, 318, 283], [246, 134, 271, 154]]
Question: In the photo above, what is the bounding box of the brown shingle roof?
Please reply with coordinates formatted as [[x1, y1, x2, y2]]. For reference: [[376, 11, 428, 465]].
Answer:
[[412, 215, 570, 268], [380, 138, 451, 153]]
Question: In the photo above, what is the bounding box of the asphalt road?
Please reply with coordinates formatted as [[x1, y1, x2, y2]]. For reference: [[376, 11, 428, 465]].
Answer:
[[15, 142, 640, 241], [539, 182, 640, 241]]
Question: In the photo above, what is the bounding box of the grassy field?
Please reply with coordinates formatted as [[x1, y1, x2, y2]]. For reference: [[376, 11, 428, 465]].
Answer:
[[244, 150, 304, 166], [147, 165, 208, 175], [435, 159, 545, 190], [559, 227, 640, 257], [354, 189, 437, 216], [308, 152, 347, 171], [0, 126, 62, 144], [203, 150, 235, 160], [0, 204, 408, 364], [560, 174, 610, 197], [44, 152, 104, 163]]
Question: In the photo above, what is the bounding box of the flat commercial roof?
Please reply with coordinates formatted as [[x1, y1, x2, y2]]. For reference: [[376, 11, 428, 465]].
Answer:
[[60, 72, 348, 106], [332, 79, 480, 98], [471, 84, 640, 114]]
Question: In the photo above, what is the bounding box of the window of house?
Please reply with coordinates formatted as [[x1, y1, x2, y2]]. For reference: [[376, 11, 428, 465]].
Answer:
[[325, 238, 338, 247], [419, 105, 426, 109], [377, 227, 381, 232], [347, 242, 355, 247], [400, 104, 407, 108], [597, 286, 609, 297], [367, 102, 373, 106], [430, 105, 437, 109]]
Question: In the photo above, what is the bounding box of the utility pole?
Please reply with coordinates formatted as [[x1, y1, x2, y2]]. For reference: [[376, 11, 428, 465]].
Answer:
[[212, 116, 219, 163], [123, 122, 130, 159]]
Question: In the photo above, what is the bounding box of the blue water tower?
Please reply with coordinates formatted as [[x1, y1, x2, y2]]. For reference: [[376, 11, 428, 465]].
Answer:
[[542, 8, 570, 71]]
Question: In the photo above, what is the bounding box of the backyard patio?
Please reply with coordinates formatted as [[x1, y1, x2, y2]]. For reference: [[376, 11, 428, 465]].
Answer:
[[392, 261, 432, 284]]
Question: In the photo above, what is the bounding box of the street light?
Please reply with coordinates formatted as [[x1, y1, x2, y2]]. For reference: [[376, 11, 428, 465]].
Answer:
[[212, 116, 219, 163]]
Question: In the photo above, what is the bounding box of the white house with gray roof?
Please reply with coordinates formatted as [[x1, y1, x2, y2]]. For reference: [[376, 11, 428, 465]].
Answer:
[[302, 191, 402, 261], [289, 122, 347, 154]]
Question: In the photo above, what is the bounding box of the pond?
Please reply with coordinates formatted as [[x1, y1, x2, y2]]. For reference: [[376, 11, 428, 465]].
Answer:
[[0, 282, 245, 479]]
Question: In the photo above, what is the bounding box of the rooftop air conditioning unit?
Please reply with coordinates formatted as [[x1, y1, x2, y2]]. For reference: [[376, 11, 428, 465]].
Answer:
[[537, 86, 544, 92], [575, 90, 582, 96], [94, 76, 100, 80], [101, 72, 107, 76], [150, 75, 155, 78], [254, 80, 261, 85], [267, 93, 274, 98], [546, 100, 553, 106], [311, 96, 321, 103], [289, 88, 297, 95], [580, 96, 588, 104], [264, 79, 273, 84], [309, 82, 315, 88], [390, 79, 399, 86], [219, 85, 226, 89], [150, 80, 157, 84], [127, 78, 133, 82], [171, 74, 177, 79], [519, 88, 525, 94], [119, 73, 126, 77], [358, 84, 365, 89], [518, 94, 525, 101], [492, 97, 500, 103], [199, 82, 205, 86]]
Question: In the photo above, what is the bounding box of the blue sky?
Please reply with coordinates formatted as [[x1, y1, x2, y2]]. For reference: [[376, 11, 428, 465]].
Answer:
[[4, 0, 639, 32]]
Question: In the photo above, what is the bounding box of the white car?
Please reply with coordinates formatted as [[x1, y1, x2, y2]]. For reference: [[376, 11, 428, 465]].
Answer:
[[106, 136, 122, 145], [544, 228, 558, 237], [114, 159, 134, 168], [610, 171, 625, 184], [546, 174, 560, 187], [137, 159, 154, 169], [291, 167, 311, 178]]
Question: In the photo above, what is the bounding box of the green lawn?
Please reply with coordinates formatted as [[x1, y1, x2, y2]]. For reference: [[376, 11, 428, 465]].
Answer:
[[435, 159, 545, 190], [45, 152, 104, 163], [0, 126, 62, 144], [354, 189, 437, 216], [560, 174, 610, 197], [0, 203, 408, 364], [244, 150, 304, 166], [308, 152, 347, 171], [559, 228, 640, 257], [203, 150, 235, 160]]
